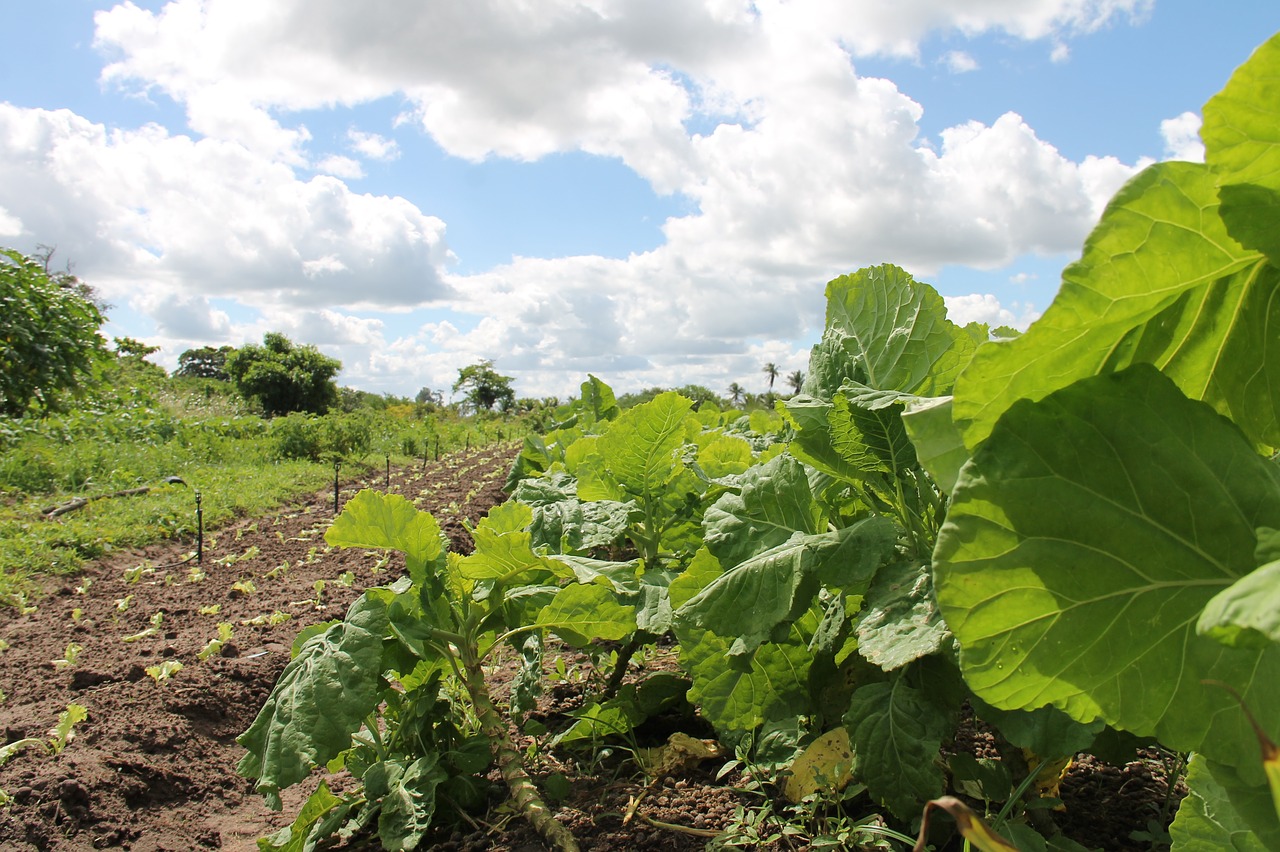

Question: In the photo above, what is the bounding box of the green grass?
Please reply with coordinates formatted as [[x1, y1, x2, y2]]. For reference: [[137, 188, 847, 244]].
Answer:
[[0, 371, 526, 601]]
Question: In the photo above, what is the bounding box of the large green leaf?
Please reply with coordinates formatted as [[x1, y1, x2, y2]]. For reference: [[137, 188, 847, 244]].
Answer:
[[953, 162, 1275, 450], [1198, 561, 1280, 649], [844, 676, 951, 819], [901, 395, 968, 495], [365, 755, 448, 851], [536, 582, 636, 646], [325, 490, 445, 586], [238, 593, 390, 808], [781, 395, 867, 484], [703, 454, 822, 569], [934, 365, 1280, 774], [458, 502, 566, 582], [854, 560, 950, 672], [677, 519, 896, 655], [805, 264, 964, 399], [578, 391, 697, 502], [1170, 756, 1280, 851], [1204, 32, 1280, 264], [677, 623, 813, 733]]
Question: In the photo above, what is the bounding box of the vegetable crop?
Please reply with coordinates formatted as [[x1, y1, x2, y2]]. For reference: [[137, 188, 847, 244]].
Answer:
[[242, 29, 1280, 851]]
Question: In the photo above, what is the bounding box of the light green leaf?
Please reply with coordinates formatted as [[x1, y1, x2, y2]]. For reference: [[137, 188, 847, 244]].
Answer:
[[325, 490, 444, 585], [953, 161, 1275, 450], [703, 454, 822, 570], [238, 593, 390, 808], [375, 755, 448, 851], [536, 583, 636, 646], [459, 505, 565, 582], [256, 781, 341, 852], [578, 392, 697, 502], [696, 433, 755, 480], [1198, 561, 1280, 649], [548, 554, 641, 595], [668, 547, 721, 610], [677, 623, 813, 733], [1169, 756, 1280, 851], [855, 561, 949, 672], [1203, 32, 1280, 263], [935, 365, 1280, 775], [678, 520, 894, 655], [806, 264, 963, 398], [844, 676, 950, 819], [901, 395, 968, 496]]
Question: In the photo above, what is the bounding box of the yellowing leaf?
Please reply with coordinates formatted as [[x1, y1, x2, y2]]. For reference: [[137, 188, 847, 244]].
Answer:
[[783, 727, 855, 802]]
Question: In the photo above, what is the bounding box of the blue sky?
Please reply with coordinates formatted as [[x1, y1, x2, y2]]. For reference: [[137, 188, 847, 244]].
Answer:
[[2, 1, 1278, 400]]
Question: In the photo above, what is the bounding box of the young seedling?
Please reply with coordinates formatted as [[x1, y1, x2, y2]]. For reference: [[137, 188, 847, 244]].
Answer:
[[145, 660, 184, 684], [122, 564, 153, 584], [115, 594, 134, 613], [198, 623, 234, 661], [199, 603, 222, 616], [122, 611, 164, 643], [231, 578, 258, 596], [52, 642, 82, 670], [264, 561, 290, 581]]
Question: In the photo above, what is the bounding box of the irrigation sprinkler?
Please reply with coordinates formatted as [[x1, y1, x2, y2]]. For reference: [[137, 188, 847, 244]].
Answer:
[[385, 454, 391, 490]]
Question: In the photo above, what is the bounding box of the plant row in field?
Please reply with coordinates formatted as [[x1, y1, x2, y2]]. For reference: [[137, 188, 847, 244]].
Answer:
[[238, 31, 1280, 851]]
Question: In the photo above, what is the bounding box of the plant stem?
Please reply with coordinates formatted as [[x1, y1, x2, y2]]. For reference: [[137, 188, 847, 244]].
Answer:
[[459, 651, 580, 852], [599, 635, 643, 701]]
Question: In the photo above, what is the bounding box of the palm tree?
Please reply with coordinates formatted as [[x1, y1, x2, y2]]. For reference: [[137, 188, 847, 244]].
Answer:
[[762, 362, 779, 394], [787, 370, 804, 394], [727, 382, 746, 407]]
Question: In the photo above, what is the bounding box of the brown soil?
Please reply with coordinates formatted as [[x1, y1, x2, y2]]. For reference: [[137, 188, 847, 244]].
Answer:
[[0, 442, 1184, 851]]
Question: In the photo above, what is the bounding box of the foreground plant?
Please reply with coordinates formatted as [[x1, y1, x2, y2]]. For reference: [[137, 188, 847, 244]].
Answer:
[[238, 490, 640, 851]]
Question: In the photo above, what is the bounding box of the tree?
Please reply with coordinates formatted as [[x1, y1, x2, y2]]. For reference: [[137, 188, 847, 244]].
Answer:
[[176, 345, 237, 381], [452, 360, 515, 412], [726, 381, 746, 407], [415, 386, 443, 406], [0, 248, 107, 417], [762, 362, 779, 393], [225, 332, 341, 416], [787, 370, 804, 394]]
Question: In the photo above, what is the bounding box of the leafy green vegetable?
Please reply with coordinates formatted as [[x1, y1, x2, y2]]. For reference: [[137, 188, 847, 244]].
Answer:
[[934, 365, 1280, 774], [238, 593, 390, 808]]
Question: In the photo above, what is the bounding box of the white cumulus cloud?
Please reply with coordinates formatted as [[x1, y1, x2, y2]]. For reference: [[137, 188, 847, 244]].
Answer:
[[0, 0, 1164, 397], [1160, 111, 1205, 162]]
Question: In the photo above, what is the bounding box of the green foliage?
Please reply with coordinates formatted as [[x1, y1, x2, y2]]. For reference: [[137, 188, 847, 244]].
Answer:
[[269, 410, 375, 461], [453, 359, 516, 412], [932, 31, 1280, 847], [0, 249, 107, 417], [226, 332, 341, 417], [239, 490, 594, 850], [176, 345, 236, 381]]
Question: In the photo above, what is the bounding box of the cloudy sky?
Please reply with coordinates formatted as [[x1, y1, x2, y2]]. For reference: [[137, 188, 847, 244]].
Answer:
[[2, 2, 1277, 402]]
